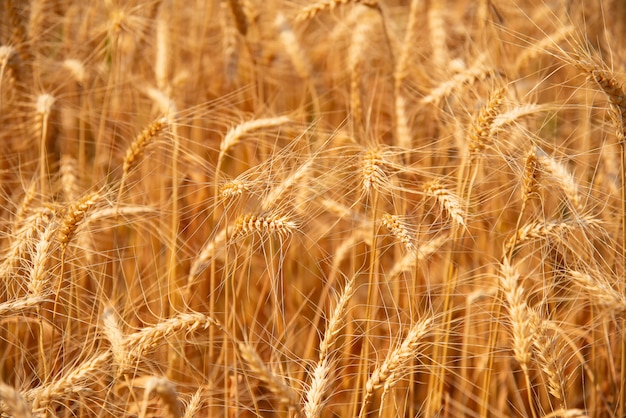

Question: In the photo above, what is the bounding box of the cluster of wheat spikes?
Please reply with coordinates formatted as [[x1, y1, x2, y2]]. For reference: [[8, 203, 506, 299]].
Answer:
[[1, 0, 626, 417]]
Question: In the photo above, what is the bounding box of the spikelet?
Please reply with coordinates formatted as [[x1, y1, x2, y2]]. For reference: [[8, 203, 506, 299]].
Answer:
[[504, 220, 573, 255], [220, 179, 249, 200]]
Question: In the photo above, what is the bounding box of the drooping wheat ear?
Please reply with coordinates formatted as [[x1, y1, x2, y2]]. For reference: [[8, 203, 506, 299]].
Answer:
[[218, 116, 290, 169], [504, 220, 573, 255], [182, 388, 203, 418], [236, 340, 301, 411], [231, 213, 298, 240], [0, 295, 48, 317], [522, 149, 541, 203], [295, 0, 379, 22], [568, 270, 626, 313], [262, 159, 314, 211], [58, 192, 100, 252], [420, 55, 492, 105], [499, 257, 534, 373], [123, 314, 219, 372], [102, 306, 126, 371], [140, 377, 181, 418], [535, 149, 582, 210], [468, 86, 506, 159], [28, 351, 111, 410], [381, 213, 416, 254], [387, 234, 449, 278], [59, 155, 80, 202], [530, 315, 566, 404], [361, 148, 387, 194], [424, 180, 467, 228], [0, 381, 33, 418], [491, 104, 549, 132], [360, 317, 434, 413]]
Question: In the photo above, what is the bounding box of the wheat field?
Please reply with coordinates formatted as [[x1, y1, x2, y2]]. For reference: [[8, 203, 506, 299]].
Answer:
[[0, 0, 625, 417]]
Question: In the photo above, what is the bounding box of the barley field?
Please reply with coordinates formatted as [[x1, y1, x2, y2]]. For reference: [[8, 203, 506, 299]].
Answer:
[[0, 0, 625, 417]]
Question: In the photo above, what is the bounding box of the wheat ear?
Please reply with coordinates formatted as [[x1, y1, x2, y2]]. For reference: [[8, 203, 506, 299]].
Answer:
[[296, 0, 378, 22], [118, 117, 169, 200], [359, 317, 434, 417], [0, 382, 33, 418], [468, 87, 506, 159], [236, 340, 301, 411], [420, 56, 492, 105], [361, 148, 387, 194], [424, 180, 467, 228], [499, 257, 538, 418], [381, 213, 416, 254], [139, 377, 181, 418], [231, 212, 298, 240]]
